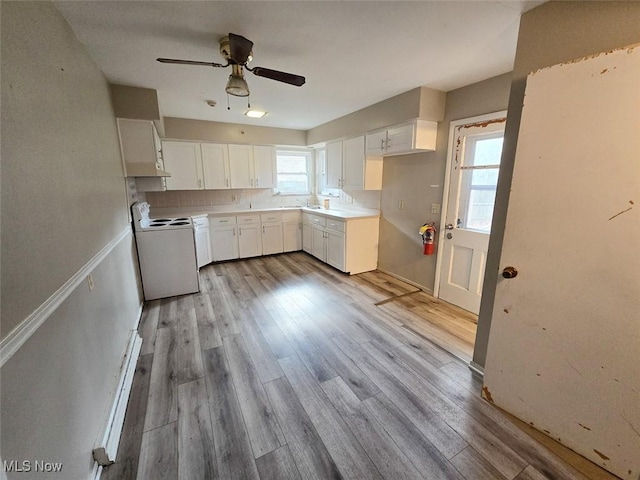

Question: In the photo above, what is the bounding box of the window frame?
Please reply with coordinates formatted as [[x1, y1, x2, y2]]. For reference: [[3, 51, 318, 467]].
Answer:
[[274, 148, 312, 195]]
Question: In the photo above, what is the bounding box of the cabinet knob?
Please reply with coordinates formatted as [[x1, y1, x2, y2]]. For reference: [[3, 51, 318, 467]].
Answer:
[[502, 266, 518, 279]]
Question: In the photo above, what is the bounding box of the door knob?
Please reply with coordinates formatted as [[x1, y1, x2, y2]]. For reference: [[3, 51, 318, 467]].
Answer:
[[445, 223, 455, 230], [502, 266, 518, 279]]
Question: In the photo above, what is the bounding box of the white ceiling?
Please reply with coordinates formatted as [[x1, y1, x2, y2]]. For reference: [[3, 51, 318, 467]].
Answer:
[[54, 1, 544, 131]]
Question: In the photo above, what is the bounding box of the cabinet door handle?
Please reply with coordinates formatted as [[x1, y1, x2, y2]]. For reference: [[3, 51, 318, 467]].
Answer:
[[262, 225, 265, 234], [239, 227, 242, 236], [380, 138, 384, 151], [198, 179, 202, 188], [226, 178, 229, 187], [256, 178, 259, 187]]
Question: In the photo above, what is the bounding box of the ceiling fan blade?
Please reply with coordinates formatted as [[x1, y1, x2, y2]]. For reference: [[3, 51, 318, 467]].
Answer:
[[250, 66, 306, 87], [228, 33, 254, 65], [157, 58, 226, 68]]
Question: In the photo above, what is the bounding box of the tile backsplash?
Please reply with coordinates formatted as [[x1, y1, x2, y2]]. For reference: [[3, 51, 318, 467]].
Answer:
[[146, 189, 311, 210], [145, 188, 380, 212]]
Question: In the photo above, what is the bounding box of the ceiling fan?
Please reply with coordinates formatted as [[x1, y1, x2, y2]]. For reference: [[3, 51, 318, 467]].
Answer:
[[157, 33, 305, 103]]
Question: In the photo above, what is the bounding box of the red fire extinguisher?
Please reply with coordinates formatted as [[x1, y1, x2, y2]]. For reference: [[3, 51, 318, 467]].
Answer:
[[419, 223, 437, 255]]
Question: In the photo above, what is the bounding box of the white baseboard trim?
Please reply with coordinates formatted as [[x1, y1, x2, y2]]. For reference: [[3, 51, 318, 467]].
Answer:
[[93, 330, 142, 467], [376, 268, 434, 295], [468, 361, 485, 377], [0, 227, 132, 367]]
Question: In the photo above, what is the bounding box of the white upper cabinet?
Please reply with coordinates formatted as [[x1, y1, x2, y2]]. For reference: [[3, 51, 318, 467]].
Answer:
[[364, 130, 387, 157], [365, 119, 438, 156], [201, 143, 230, 189], [228, 144, 253, 188], [253, 145, 276, 188], [326, 136, 382, 191], [229, 144, 276, 189], [326, 141, 343, 189], [117, 118, 169, 177], [342, 135, 382, 190], [162, 141, 203, 190]]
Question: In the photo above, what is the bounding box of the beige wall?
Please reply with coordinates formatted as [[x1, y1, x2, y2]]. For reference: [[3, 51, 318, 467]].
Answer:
[[1, 2, 142, 478], [110, 84, 160, 121], [1, 1, 131, 336], [307, 87, 445, 145], [164, 116, 307, 146], [378, 73, 512, 291], [474, 0, 640, 368]]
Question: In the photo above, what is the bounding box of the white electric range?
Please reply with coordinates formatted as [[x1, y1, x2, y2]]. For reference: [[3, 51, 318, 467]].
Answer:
[[131, 202, 199, 301]]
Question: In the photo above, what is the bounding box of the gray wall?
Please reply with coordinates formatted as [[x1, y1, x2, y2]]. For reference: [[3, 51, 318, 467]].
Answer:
[[474, 0, 640, 368], [164, 116, 307, 146], [378, 73, 512, 291], [307, 87, 445, 145], [1, 1, 130, 337], [1, 2, 142, 478]]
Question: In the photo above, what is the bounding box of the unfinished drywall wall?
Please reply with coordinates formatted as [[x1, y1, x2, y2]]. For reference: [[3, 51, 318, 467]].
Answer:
[[474, 0, 640, 370], [378, 73, 512, 291]]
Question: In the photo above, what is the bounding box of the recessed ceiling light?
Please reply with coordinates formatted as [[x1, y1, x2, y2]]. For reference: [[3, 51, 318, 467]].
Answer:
[[245, 109, 267, 119]]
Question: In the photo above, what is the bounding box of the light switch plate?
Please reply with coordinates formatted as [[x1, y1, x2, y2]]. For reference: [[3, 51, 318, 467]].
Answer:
[[431, 203, 441, 214]]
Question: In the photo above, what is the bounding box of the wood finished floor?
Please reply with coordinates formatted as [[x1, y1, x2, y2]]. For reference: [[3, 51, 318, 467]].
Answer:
[[102, 252, 614, 480]]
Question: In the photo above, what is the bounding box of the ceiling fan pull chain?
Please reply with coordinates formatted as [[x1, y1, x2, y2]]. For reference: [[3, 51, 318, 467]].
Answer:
[[247, 96, 250, 109], [227, 93, 230, 111]]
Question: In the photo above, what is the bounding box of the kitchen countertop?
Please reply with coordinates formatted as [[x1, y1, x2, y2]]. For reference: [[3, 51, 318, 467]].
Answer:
[[151, 206, 380, 221]]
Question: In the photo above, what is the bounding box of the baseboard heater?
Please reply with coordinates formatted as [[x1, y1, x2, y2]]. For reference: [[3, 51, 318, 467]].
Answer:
[[92, 330, 142, 466]]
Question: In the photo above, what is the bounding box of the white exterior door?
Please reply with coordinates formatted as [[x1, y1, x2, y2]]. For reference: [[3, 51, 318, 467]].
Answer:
[[437, 114, 506, 314], [483, 46, 640, 479]]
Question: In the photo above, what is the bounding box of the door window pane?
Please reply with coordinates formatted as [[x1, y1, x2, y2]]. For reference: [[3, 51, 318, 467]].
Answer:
[[459, 132, 503, 233]]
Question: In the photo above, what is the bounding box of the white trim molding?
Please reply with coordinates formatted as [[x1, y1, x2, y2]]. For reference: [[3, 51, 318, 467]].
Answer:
[[0, 226, 132, 367], [468, 361, 485, 378], [93, 330, 142, 466]]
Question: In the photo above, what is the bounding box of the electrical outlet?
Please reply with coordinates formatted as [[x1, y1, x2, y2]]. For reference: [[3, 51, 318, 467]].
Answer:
[[87, 274, 94, 291], [431, 203, 441, 214]]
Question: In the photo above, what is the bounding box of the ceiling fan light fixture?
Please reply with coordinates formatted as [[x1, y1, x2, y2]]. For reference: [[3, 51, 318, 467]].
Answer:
[[226, 65, 250, 97], [245, 109, 267, 119], [225, 74, 250, 97]]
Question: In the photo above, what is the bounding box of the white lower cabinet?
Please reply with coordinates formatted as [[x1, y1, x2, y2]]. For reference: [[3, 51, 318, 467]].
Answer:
[[326, 229, 346, 271], [302, 222, 313, 253], [210, 217, 239, 262], [302, 212, 379, 274], [260, 212, 283, 255], [311, 224, 326, 261], [193, 216, 212, 268], [262, 222, 284, 255], [283, 221, 302, 252], [238, 224, 262, 258]]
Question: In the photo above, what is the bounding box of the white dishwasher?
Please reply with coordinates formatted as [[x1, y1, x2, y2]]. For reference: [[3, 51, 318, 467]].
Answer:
[[132, 202, 200, 301]]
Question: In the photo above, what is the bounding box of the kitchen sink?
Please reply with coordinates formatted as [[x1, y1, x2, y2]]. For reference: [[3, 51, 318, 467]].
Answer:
[[306, 205, 322, 209]]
